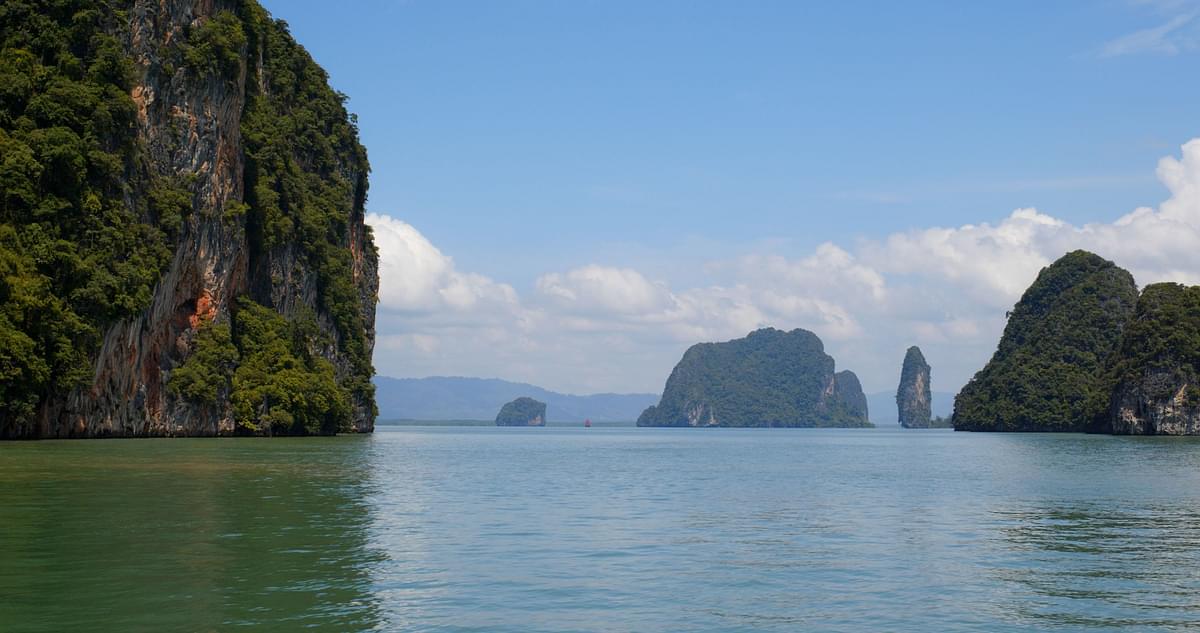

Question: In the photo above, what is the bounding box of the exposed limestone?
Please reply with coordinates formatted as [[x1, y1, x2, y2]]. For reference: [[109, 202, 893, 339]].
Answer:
[[896, 346, 932, 428]]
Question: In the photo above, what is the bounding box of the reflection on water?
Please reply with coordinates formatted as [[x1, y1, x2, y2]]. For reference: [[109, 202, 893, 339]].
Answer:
[[0, 438, 383, 632], [995, 505, 1200, 629], [4, 429, 1200, 632]]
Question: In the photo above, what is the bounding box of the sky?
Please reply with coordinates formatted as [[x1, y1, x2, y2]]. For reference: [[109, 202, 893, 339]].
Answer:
[[261, 0, 1200, 396]]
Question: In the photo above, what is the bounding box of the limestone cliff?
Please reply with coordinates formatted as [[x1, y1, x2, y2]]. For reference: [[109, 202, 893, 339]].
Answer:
[[0, 1, 377, 438], [896, 346, 932, 428], [1101, 283, 1200, 435], [832, 370, 870, 424], [637, 328, 872, 428]]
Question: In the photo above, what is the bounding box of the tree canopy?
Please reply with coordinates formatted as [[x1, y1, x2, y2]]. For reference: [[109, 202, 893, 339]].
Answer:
[[952, 251, 1139, 432]]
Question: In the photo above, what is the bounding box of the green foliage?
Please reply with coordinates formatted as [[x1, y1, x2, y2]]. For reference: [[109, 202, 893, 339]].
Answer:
[[0, 1, 376, 433], [147, 176, 193, 241], [229, 299, 349, 435], [0, 227, 91, 423], [168, 321, 238, 405], [238, 5, 376, 402], [1106, 283, 1200, 377], [495, 397, 546, 426], [180, 11, 246, 81], [1092, 283, 1200, 430], [637, 328, 873, 428], [0, 1, 173, 427], [952, 251, 1139, 432], [168, 300, 349, 434]]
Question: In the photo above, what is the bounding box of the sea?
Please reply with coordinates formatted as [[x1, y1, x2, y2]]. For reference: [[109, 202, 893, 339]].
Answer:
[[3, 426, 1200, 632]]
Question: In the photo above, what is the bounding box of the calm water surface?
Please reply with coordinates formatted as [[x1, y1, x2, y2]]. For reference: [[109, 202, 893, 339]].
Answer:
[[3, 427, 1200, 632]]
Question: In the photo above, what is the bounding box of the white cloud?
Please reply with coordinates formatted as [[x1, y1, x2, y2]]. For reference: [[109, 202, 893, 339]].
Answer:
[[864, 140, 1200, 298], [366, 213, 521, 315], [535, 265, 674, 315], [368, 139, 1200, 397], [1101, 11, 1199, 57]]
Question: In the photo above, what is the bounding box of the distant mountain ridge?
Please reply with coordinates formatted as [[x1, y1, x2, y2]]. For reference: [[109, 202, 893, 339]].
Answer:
[[373, 376, 658, 422]]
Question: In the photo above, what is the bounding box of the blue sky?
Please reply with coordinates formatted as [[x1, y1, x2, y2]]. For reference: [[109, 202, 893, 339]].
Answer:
[[262, 0, 1200, 397]]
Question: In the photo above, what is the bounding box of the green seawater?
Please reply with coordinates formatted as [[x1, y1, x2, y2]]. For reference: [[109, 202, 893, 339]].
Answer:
[[3, 427, 1200, 632]]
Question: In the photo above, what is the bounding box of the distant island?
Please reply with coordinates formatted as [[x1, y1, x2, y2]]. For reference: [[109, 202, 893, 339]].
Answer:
[[373, 376, 656, 422], [953, 250, 1200, 435], [495, 397, 547, 427], [637, 328, 872, 428]]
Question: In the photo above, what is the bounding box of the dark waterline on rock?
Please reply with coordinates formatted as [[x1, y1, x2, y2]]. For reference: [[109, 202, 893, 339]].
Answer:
[[3, 428, 1200, 632]]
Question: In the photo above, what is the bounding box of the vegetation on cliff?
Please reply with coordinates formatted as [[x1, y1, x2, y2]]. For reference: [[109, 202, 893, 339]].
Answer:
[[637, 328, 872, 428], [237, 2, 377, 412], [0, 1, 172, 423], [952, 251, 1139, 432], [0, 1, 377, 435], [171, 300, 349, 435], [1104, 284, 1200, 394], [1097, 283, 1200, 434], [495, 397, 547, 427]]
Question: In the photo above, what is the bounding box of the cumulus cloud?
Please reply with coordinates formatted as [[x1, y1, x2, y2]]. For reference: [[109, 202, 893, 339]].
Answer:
[[368, 139, 1200, 396], [367, 213, 521, 314], [866, 141, 1200, 296]]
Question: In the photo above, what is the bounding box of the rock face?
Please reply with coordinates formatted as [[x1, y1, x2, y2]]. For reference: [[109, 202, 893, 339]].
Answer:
[[637, 328, 872, 428], [834, 370, 870, 424], [896, 346, 932, 428], [495, 397, 547, 427], [0, 2, 377, 438], [952, 251, 1138, 432], [1101, 283, 1200, 435]]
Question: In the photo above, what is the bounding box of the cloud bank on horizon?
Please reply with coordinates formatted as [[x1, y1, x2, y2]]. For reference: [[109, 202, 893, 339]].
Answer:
[[366, 139, 1200, 396]]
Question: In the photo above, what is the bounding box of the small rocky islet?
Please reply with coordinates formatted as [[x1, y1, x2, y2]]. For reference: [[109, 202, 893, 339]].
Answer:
[[495, 397, 547, 427]]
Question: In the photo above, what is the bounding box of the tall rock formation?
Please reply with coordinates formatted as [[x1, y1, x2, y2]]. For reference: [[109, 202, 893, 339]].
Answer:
[[495, 397, 547, 427], [1100, 283, 1200, 435], [637, 328, 872, 428], [896, 346, 932, 428], [0, 2, 377, 438], [952, 251, 1138, 432]]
